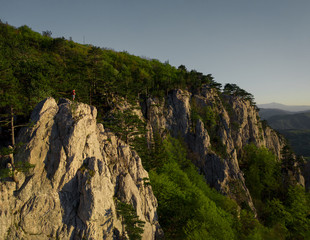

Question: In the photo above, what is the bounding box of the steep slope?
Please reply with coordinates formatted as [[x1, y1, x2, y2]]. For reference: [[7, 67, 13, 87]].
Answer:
[[0, 98, 162, 240], [142, 87, 303, 212], [280, 130, 310, 159], [259, 110, 310, 158], [1, 22, 309, 239]]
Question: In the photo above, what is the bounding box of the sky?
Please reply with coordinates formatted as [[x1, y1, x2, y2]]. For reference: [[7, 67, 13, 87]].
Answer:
[[1, 0, 310, 105]]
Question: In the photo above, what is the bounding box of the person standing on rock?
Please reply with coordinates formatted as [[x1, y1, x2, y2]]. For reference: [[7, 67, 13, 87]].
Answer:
[[72, 89, 76, 101]]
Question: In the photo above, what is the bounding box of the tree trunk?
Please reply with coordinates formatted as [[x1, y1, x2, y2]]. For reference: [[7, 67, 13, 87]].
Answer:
[[89, 83, 92, 105], [10, 105, 15, 167], [10, 105, 18, 183], [10, 105, 15, 147], [121, 216, 125, 240]]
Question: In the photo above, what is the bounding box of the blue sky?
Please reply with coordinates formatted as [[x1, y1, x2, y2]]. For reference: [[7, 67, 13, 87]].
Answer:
[[1, 0, 310, 105]]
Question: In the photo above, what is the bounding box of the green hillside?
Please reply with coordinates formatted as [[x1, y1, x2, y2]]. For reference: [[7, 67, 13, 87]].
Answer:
[[0, 22, 221, 146], [259, 110, 310, 158], [267, 112, 310, 130], [1, 23, 310, 239], [259, 108, 294, 120], [279, 130, 310, 160]]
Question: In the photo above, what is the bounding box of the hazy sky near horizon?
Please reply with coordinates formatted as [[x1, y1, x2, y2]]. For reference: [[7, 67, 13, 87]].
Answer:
[[1, 0, 310, 105]]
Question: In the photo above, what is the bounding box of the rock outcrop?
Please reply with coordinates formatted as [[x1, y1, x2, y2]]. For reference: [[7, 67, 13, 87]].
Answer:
[[1, 85, 305, 239], [0, 98, 161, 240], [144, 86, 304, 212]]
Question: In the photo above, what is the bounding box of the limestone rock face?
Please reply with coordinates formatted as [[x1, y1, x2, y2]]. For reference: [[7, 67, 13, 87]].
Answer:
[[1, 85, 305, 238], [145, 86, 298, 213], [0, 98, 161, 240]]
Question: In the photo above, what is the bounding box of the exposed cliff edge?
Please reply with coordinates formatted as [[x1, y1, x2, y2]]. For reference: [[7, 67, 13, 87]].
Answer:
[[1, 22, 309, 239], [0, 98, 162, 240], [143, 87, 304, 211], [0, 87, 306, 239]]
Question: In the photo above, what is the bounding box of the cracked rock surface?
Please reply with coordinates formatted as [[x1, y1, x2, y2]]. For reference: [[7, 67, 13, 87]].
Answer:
[[0, 98, 161, 240]]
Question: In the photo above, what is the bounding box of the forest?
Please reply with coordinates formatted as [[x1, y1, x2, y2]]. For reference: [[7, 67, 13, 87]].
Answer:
[[1, 22, 310, 240]]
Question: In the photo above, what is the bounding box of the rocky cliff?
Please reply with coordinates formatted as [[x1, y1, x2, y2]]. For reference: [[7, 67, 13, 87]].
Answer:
[[0, 98, 162, 240], [0, 86, 305, 239], [143, 86, 304, 211]]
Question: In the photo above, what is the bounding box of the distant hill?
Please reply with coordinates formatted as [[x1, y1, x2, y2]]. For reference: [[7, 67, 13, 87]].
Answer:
[[258, 102, 310, 112], [2, 21, 310, 240], [280, 130, 310, 159], [259, 108, 294, 120], [258, 107, 310, 159], [266, 111, 310, 130]]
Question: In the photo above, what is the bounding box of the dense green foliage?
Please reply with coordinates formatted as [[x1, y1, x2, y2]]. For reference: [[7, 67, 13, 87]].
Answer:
[[0, 144, 35, 180], [149, 136, 237, 239], [241, 144, 281, 201], [147, 136, 288, 240], [102, 107, 146, 144], [0, 22, 217, 144], [241, 144, 310, 239], [223, 83, 255, 106], [0, 22, 217, 183], [116, 199, 145, 240], [147, 137, 310, 240], [1, 22, 310, 240]]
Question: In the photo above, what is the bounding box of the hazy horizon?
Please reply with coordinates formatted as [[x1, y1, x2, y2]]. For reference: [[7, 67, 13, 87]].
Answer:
[[1, 0, 309, 105], [258, 102, 310, 113], [258, 102, 310, 107]]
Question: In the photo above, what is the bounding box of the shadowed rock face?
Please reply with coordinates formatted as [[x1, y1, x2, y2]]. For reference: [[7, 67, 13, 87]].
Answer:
[[0, 98, 162, 240], [1, 86, 305, 239], [145, 87, 305, 213]]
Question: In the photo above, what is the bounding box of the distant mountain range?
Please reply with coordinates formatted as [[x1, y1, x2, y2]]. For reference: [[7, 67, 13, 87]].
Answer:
[[258, 103, 310, 159], [259, 110, 310, 130], [266, 112, 310, 130], [258, 102, 310, 112], [258, 108, 295, 120]]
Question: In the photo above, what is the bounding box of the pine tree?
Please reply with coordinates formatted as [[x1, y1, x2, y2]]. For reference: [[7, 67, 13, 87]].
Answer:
[[116, 199, 145, 240], [0, 59, 25, 150], [0, 57, 34, 181]]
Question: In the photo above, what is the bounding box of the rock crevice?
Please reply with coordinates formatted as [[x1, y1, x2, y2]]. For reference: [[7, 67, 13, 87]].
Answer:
[[0, 98, 161, 240]]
